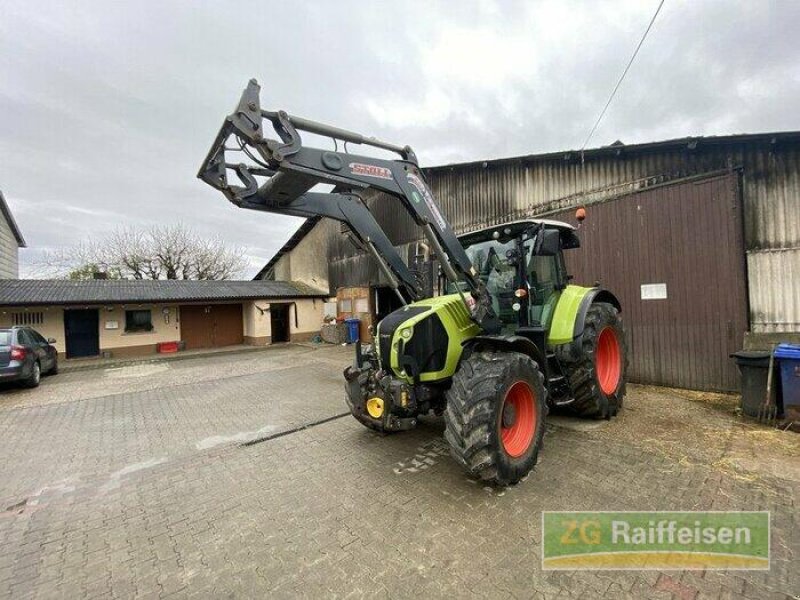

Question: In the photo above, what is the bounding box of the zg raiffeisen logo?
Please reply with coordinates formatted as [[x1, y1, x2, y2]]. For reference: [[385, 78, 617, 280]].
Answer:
[[542, 511, 770, 570]]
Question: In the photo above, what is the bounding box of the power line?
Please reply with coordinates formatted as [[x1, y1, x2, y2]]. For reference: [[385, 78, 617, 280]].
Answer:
[[581, 0, 667, 152]]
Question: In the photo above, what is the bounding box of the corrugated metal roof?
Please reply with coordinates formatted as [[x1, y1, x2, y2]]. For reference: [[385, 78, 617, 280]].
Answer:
[[262, 130, 800, 270], [428, 130, 800, 171], [0, 190, 26, 247], [0, 279, 327, 306], [254, 129, 800, 334]]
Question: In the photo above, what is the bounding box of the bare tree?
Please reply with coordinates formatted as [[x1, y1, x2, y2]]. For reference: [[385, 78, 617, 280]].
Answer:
[[37, 223, 247, 280]]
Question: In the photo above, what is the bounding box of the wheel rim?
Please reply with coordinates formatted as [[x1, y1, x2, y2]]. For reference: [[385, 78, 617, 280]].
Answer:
[[33, 364, 40, 383], [596, 327, 622, 395], [500, 381, 537, 458]]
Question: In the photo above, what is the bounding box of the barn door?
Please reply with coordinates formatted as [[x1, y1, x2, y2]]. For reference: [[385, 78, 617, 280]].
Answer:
[[556, 172, 748, 391]]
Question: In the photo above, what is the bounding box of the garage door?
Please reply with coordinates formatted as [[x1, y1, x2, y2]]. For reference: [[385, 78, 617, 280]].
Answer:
[[179, 304, 244, 350], [554, 171, 748, 391]]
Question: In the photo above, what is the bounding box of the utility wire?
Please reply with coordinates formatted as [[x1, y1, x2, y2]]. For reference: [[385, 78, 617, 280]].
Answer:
[[581, 0, 667, 152]]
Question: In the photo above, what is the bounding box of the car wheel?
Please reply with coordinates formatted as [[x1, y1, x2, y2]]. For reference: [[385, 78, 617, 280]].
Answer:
[[23, 361, 41, 388]]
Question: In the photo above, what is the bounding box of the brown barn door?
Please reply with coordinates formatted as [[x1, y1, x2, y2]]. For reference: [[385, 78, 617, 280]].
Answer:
[[211, 304, 244, 347], [556, 172, 748, 391], [180, 304, 244, 349]]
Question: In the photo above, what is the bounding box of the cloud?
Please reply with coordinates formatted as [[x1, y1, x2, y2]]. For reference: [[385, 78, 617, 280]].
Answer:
[[1, 0, 798, 278]]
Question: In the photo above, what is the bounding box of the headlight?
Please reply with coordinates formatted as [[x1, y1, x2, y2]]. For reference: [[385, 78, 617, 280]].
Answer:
[[400, 327, 413, 340]]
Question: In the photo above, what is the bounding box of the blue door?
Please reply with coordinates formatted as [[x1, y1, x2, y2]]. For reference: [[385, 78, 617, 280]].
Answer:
[[64, 309, 99, 358]]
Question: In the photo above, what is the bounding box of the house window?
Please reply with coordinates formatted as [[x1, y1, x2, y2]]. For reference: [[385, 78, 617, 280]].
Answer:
[[125, 309, 153, 332], [12, 312, 44, 326]]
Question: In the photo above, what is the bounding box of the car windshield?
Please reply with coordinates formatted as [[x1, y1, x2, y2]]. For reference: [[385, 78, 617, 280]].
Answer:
[[0, 331, 11, 346]]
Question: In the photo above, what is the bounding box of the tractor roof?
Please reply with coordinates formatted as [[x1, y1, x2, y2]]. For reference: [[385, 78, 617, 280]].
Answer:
[[458, 219, 580, 249]]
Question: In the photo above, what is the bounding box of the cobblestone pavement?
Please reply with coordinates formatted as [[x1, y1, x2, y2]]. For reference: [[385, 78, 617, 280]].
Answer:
[[0, 344, 797, 599]]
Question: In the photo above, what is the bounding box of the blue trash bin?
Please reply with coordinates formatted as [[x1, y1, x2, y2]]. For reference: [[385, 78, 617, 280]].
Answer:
[[775, 343, 800, 412], [344, 318, 360, 343]]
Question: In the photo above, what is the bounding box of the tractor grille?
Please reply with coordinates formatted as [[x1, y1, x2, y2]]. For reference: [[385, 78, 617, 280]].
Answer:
[[376, 306, 428, 371], [402, 313, 449, 374]]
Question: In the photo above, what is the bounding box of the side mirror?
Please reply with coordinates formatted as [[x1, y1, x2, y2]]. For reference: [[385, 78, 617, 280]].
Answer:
[[47, 338, 57, 344], [537, 229, 561, 256]]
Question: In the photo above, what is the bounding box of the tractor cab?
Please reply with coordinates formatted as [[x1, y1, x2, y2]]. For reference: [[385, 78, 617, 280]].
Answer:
[[456, 220, 580, 334]]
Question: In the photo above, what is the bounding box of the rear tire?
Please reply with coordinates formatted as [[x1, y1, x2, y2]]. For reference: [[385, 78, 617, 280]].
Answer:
[[560, 302, 627, 418], [444, 351, 546, 485], [23, 361, 41, 388]]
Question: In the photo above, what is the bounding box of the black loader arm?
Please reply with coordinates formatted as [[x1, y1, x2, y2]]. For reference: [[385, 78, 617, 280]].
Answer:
[[197, 80, 494, 324]]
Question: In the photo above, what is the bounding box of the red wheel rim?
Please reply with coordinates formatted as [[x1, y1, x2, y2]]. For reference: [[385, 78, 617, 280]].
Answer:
[[500, 381, 537, 458], [596, 327, 622, 395]]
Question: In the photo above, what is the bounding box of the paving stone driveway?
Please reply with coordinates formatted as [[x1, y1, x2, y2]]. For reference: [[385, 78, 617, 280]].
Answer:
[[0, 344, 797, 599]]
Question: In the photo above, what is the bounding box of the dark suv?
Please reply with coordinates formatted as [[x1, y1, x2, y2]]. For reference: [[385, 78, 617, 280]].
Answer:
[[0, 327, 58, 388]]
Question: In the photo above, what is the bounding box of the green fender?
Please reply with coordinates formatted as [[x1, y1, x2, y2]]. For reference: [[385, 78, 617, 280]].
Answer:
[[547, 285, 622, 346]]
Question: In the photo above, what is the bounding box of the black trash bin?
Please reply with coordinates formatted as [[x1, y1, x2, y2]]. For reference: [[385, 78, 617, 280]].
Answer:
[[731, 351, 780, 418]]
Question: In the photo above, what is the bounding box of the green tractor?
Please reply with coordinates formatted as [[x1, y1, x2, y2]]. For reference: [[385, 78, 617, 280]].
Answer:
[[198, 80, 628, 485]]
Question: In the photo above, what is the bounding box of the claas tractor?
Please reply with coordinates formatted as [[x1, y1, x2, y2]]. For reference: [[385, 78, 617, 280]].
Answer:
[[198, 80, 628, 485]]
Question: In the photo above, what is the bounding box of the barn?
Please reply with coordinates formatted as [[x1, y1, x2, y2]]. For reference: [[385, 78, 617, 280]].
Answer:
[[256, 131, 800, 391]]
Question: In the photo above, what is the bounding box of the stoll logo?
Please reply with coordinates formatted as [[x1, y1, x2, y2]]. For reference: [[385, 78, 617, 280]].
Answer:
[[542, 512, 770, 570]]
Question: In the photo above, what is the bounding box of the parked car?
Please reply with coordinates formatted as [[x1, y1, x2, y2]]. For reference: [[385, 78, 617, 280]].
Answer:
[[0, 327, 58, 388]]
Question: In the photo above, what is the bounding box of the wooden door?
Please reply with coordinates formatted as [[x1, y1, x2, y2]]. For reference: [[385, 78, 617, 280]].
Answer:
[[180, 304, 243, 349]]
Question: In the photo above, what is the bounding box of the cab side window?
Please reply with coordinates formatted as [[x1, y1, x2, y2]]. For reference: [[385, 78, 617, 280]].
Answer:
[[528, 255, 559, 327]]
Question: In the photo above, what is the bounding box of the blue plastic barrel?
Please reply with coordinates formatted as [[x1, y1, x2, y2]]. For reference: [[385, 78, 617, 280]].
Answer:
[[344, 318, 360, 343], [775, 343, 800, 409]]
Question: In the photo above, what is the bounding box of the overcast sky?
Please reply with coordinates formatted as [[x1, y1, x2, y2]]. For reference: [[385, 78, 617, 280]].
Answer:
[[1, 0, 798, 278]]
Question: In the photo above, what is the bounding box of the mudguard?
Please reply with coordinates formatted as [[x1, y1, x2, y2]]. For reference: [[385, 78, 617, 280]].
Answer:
[[463, 335, 549, 380], [547, 285, 621, 346], [574, 289, 622, 338]]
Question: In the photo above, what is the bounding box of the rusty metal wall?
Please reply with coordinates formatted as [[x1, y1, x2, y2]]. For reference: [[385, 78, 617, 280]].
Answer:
[[549, 172, 748, 391], [740, 147, 800, 333], [747, 249, 800, 333], [324, 138, 800, 335]]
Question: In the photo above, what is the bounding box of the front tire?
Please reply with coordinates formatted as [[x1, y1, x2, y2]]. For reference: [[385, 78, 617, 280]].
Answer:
[[560, 302, 627, 418], [444, 351, 546, 485]]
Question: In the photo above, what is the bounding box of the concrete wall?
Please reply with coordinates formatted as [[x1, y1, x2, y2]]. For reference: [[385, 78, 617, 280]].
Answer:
[[0, 298, 327, 358], [0, 308, 62, 351], [0, 211, 19, 279], [288, 297, 327, 342], [243, 298, 329, 344], [243, 300, 271, 345], [271, 220, 338, 293], [0, 304, 181, 357], [98, 304, 181, 356]]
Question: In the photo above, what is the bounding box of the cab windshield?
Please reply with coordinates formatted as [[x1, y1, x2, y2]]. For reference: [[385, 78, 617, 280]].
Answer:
[[462, 239, 522, 329], [452, 233, 562, 330]]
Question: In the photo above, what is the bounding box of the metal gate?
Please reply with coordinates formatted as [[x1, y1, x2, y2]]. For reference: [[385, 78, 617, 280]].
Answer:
[[553, 171, 748, 391], [64, 309, 99, 359]]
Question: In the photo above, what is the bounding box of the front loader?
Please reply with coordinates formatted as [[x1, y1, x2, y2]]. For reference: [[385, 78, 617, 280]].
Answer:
[[198, 80, 628, 485]]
